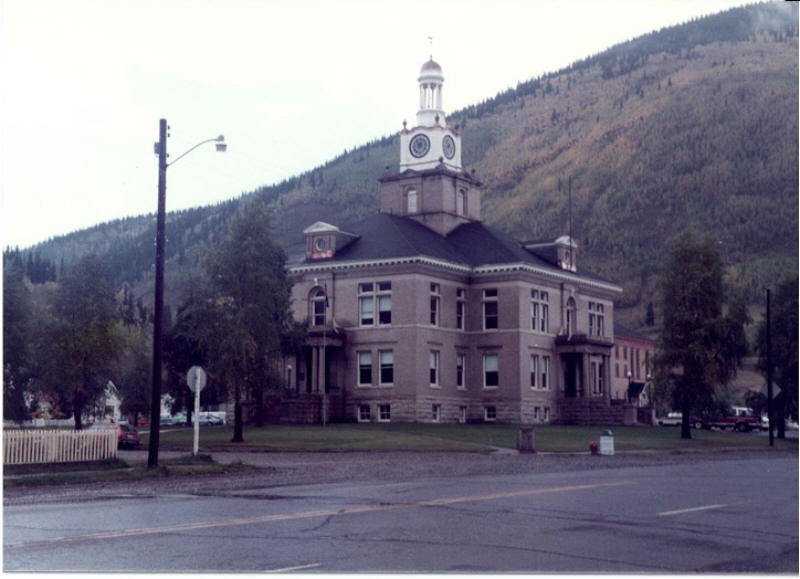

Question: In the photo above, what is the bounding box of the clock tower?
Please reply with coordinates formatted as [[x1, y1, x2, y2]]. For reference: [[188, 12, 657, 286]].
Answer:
[[399, 58, 463, 173], [381, 56, 481, 237]]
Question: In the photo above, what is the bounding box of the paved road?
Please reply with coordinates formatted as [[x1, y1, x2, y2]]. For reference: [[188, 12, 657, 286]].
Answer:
[[4, 453, 797, 573]]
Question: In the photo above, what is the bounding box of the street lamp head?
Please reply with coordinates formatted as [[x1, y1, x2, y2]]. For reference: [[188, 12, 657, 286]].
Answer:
[[215, 135, 227, 152]]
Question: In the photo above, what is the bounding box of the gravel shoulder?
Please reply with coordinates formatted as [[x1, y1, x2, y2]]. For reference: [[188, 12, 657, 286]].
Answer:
[[4, 448, 795, 506]]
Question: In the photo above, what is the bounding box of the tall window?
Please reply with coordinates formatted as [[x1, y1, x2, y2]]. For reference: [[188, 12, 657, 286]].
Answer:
[[565, 297, 576, 335], [541, 356, 550, 390], [429, 351, 439, 386], [456, 189, 466, 216], [379, 350, 394, 385], [456, 288, 466, 330], [430, 283, 440, 326], [378, 404, 391, 422], [456, 353, 465, 389], [359, 281, 391, 326], [358, 405, 371, 422], [588, 301, 605, 337], [432, 404, 441, 422], [358, 351, 372, 385], [484, 406, 497, 422], [358, 283, 374, 326], [407, 188, 418, 214], [483, 354, 499, 388], [531, 289, 549, 333], [310, 287, 326, 327], [483, 289, 498, 330], [530, 354, 538, 388]]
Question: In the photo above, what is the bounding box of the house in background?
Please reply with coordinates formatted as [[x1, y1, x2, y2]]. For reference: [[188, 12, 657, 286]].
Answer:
[[274, 57, 640, 425], [612, 323, 655, 412]]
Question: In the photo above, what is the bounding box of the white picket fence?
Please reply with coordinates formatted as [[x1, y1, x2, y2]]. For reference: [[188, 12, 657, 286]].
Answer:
[[3, 428, 118, 465]]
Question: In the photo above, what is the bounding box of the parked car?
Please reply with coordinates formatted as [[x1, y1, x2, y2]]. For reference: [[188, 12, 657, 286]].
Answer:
[[159, 415, 174, 426], [88, 422, 140, 449], [699, 407, 761, 432], [657, 412, 682, 426], [197, 413, 224, 426], [657, 412, 704, 428]]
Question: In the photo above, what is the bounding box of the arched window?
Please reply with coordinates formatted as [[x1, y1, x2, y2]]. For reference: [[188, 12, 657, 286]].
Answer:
[[456, 189, 466, 216], [310, 287, 327, 327], [565, 297, 576, 336], [407, 189, 418, 214]]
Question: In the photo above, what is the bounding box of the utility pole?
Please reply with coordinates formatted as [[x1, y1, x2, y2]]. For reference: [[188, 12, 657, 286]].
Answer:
[[148, 118, 168, 468], [766, 288, 774, 447], [146, 120, 225, 467]]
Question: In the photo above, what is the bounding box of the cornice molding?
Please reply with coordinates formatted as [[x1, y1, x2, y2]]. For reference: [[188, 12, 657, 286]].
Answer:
[[289, 256, 621, 293]]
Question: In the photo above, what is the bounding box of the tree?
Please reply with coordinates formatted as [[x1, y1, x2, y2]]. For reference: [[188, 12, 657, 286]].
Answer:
[[756, 276, 798, 439], [38, 255, 121, 430], [3, 261, 32, 422], [116, 324, 152, 427], [202, 199, 293, 441], [164, 292, 214, 425], [655, 233, 748, 439]]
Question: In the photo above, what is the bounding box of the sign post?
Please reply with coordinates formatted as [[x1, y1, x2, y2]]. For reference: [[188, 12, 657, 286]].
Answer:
[[186, 366, 207, 456]]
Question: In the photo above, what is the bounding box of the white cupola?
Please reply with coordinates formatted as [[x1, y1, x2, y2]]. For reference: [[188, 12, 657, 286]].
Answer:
[[399, 57, 462, 173], [417, 58, 446, 127]]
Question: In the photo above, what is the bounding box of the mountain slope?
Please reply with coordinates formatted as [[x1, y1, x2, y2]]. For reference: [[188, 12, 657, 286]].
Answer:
[[26, 2, 799, 324]]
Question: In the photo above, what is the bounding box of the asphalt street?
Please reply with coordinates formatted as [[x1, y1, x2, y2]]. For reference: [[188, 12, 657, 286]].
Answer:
[[4, 453, 797, 573]]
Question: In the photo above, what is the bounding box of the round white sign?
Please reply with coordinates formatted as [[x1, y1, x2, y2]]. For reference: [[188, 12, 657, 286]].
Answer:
[[187, 366, 207, 393]]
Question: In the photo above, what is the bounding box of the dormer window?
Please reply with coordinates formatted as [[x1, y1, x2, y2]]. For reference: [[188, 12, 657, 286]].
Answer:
[[407, 189, 418, 214], [303, 221, 359, 261]]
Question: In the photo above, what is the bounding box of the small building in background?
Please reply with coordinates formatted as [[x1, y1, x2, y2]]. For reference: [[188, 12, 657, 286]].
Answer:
[[612, 323, 655, 406]]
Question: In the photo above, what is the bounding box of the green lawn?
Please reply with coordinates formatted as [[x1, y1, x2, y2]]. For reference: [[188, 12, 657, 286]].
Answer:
[[148, 423, 795, 454]]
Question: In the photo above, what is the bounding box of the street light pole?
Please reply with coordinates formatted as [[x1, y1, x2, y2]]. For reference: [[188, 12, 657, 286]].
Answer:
[[148, 118, 168, 468], [147, 119, 226, 468]]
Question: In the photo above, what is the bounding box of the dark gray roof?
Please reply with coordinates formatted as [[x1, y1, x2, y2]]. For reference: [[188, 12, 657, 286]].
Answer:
[[296, 213, 618, 287], [614, 323, 652, 341]]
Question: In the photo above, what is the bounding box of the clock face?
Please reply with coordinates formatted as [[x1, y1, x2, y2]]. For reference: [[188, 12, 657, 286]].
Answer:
[[442, 135, 456, 159], [313, 237, 327, 252], [409, 134, 431, 158]]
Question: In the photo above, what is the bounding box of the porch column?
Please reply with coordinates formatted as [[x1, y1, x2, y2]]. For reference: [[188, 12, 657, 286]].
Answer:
[[581, 353, 590, 399], [603, 354, 612, 404], [311, 346, 319, 393], [320, 345, 327, 394]]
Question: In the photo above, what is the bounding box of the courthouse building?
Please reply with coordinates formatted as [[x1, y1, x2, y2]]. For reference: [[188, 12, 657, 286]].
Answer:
[[281, 57, 629, 424]]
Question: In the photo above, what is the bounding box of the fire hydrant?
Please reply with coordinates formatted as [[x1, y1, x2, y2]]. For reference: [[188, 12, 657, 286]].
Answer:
[[589, 441, 598, 455]]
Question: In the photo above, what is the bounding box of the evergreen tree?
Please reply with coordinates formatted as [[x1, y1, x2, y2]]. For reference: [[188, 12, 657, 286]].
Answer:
[[655, 233, 748, 439], [646, 302, 655, 326]]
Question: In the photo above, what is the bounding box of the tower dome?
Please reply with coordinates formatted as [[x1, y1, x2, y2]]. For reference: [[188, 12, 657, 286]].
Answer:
[[419, 58, 443, 78], [416, 57, 445, 128]]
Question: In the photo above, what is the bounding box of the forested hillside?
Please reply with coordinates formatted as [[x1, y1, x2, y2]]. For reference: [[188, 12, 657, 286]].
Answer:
[[18, 2, 799, 326]]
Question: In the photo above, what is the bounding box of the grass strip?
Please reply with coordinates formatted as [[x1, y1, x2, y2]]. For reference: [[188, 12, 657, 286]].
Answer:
[[3, 454, 257, 488]]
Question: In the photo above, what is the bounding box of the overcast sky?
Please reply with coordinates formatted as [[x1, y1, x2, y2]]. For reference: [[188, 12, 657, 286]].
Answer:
[[1, 0, 753, 249]]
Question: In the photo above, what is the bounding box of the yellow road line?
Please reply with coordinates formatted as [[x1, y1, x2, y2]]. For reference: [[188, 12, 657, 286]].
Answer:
[[5, 480, 634, 550]]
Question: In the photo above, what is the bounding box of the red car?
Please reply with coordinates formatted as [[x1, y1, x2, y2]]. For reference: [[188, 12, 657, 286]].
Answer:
[[89, 422, 141, 449]]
